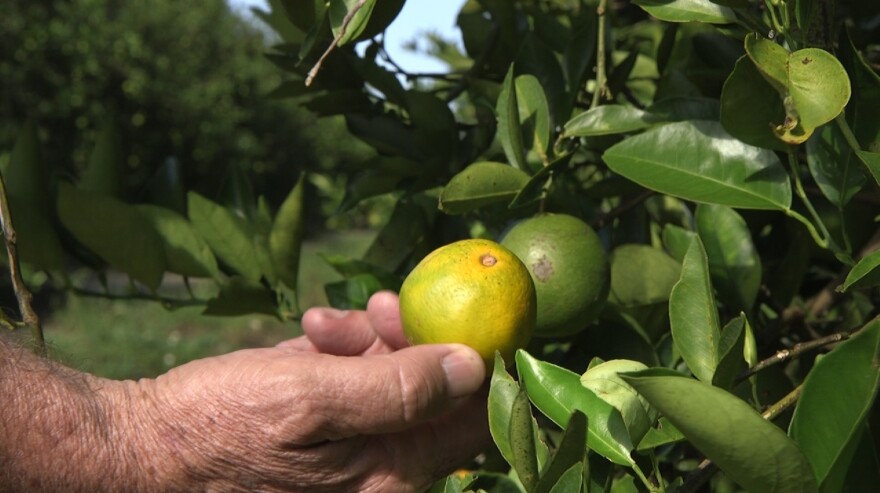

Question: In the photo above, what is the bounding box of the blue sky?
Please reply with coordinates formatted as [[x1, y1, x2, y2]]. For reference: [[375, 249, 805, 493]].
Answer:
[[229, 0, 464, 73]]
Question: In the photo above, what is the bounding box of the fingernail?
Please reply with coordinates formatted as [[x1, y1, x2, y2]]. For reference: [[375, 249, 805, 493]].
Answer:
[[324, 308, 349, 319], [442, 346, 486, 398]]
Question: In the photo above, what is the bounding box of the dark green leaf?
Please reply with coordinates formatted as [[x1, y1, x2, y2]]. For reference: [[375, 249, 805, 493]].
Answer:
[[695, 204, 762, 313], [328, 0, 376, 46], [270, 174, 306, 289], [362, 200, 428, 272], [855, 150, 880, 188], [407, 91, 457, 165], [497, 66, 527, 170], [516, 74, 551, 162], [324, 273, 384, 310], [80, 118, 123, 198], [508, 154, 571, 208], [57, 183, 165, 290], [603, 120, 792, 210], [636, 417, 685, 451], [633, 0, 736, 24], [510, 390, 539, 491], [840, 249, 880, 292], [623, 371, 819, 493], [711, 315, 747, 389], [439, 162, 531, 215], [188, 191, 261, 282], [608, 244, 681, 339], [5, 121, 48, 208], [547, 462, 584, 493], [806, 123, 866, 208], [203, 277, 278, 317], [7, 197, 65, 272], [488, 353, 520, 468], [136, 205, 220, 279], [669, 236, 721, 383], [345, 114, 419, 160], [515, 350, 635, 466], [535, 411, 588, 493], [563, 105, 651, 138], [789, 320, 880, 491], [645, 97, 720, 122], [318, 254, 401, 290], [720, 56, 788, 151], [841, 29, 880, 153]]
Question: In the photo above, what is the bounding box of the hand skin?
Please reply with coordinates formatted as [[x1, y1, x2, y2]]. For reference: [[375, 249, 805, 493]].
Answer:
[[0, 291, 489, 492]]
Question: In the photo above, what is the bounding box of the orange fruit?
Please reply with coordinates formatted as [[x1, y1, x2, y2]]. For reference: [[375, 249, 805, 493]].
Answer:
[[501, 213, 609, 337], [399, 239, 536, 368]]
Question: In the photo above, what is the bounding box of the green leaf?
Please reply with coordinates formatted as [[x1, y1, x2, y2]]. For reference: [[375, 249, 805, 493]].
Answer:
[[636, 417, 685, 451], [515, 74, 551, 161], [645, 97, 721, 122], [7, 197, 65, 272], [695, 204, 762, 313], [661, 224, 696, 263], [633, 0, 736, 24], [789, 320, 880, 491], [508, 154, 571, 209], [720, 56, 789, 151], [203, 277, 278, 317], [855, 150, 880, 188], [806, 124, 867, 208], [57, 183, 165, 290], [135, 205, 220, 279], [744, 33, 789, 93], [439, 162, 531, 215], [840, 249, 880, 292], [563, 105, 651, 138], [608, 244, 681, 339], [488, 353, 520, 468], [324, 273, 384, 310], [603, 120, 792, 210], [711, 315, 747, 389], [328, 0, 377, 46], [362, 200, 429, 272], [80, 118, 123, 198], [669, 235, 721, 383], [496, 66, 527, 170], [547, 462, 584, 493], [535, 411, 588, 493], [623, 371, 819, 493], [187, 191, 261, 282], [5, 121, 48, 208], [270, 174, 306, 289], [515, 350, 635, 466], [841, 29, 880, 153], [318, 254, 401, 290], [795, 0, 818, 32], [407, 90, 457, 165], [580, 360, 656, 445], [510, 389, 539, 492]]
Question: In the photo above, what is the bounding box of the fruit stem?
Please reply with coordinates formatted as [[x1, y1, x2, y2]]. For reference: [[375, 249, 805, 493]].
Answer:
[[632, 462, 659, 493]]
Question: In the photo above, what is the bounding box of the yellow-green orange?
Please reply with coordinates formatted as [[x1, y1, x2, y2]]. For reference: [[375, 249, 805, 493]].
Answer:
[[501, 214, 609, 337], [399, 239, 536, 368]]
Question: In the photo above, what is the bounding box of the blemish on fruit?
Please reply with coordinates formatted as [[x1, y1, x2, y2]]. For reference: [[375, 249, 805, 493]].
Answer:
[[533, 255, 553, 282], [481, 254, 497, 267], [802, 57, 812, 64]]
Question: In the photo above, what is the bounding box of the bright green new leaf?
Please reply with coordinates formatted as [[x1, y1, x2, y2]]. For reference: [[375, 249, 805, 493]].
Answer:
[[789, 320, 880, 491], [623, 370, 819, 493], [695, 204, 762, 313], [188, 191, 262, 282], [439, 161, 531, 215], [515, 349, 635, 466], [669, 236, 721, 383], [270, 173, 306, 290], [840, 248, 880, 292], [135, 205, 220, 279], [488, 353, 520, 468], [329, 0, 377, 46], [57, 183, 165, 290], [496, 66, 527, 170], [563, 105, 651, 137], [603, 120, 792, 210], [634, 0, 736, 24]]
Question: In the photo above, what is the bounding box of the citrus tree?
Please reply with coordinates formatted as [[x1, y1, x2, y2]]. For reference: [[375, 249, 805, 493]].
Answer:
[[2, 0, 880, 491]]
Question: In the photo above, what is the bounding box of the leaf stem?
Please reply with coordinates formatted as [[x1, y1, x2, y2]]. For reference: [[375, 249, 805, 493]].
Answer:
[[0, 174, 45, 356], [590, 0, 610, 109], [786, 150, 833, 249], [735, 330, 853, 384], [632, 462, 659, 493]]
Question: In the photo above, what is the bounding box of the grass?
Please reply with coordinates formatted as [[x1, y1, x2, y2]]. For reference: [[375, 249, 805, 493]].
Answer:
[[42, 229, 376, 380]]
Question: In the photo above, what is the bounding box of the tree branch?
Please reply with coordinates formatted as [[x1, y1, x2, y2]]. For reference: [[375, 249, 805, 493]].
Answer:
[[306, 0, 369, 86]]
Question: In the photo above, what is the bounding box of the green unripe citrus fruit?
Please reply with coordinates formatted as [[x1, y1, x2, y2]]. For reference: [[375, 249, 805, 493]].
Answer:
[[399, 238, 537, 369], [501, 213, 609, 337]]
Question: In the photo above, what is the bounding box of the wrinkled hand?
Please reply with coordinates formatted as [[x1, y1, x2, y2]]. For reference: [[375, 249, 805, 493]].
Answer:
[[126, 291, 489, 493]]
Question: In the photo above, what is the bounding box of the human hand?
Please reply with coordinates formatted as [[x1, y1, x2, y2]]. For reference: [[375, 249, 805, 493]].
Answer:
[[119, 292, 489, 493]]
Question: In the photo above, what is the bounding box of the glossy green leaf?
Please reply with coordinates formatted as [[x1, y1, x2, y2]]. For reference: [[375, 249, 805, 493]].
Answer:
[[328, 0, 377, 46], [488, 353, 519, 468], [695, 204, 762, 312], [188, 191, 261, 282], [516, 74, 551, 161], [840, 249, 880, 292], [603, 120, 792, 210], [789, 320, 880, 491], [57, 183, 165, 290], [203, 277, 278, 317], [535, 411, 587, 493], [633, 0, 736, 24], [510, 390, 539, 491], [5, 121, 48, 208], [806, 124, 866, 208], [623, 371, 819, 493], [580, 360, 656, 445], [439, 162, 531, 215], [720, 56, 788, 151], [515, 350, 635, 466], [669, 235, 721, 383], [270, 174, 306, 290], [324, 273, 385, 310], [636, 417, 685, 451], [661, 224, 696, 263], [548, 462, 583, 493], [80, 119, 123, 198], [497, 66, 527, 170], [711, 315, 747, 389], [135, 205, 220, 279], [563, 105, 651, 138]]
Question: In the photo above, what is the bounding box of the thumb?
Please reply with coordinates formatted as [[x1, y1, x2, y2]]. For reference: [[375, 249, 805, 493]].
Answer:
[[301, 343, 485, 441]]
